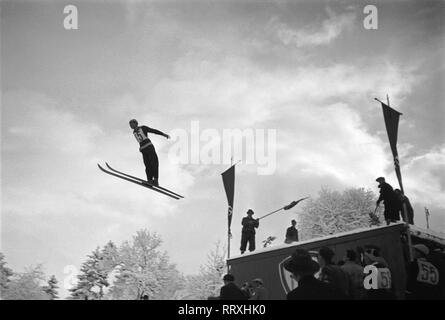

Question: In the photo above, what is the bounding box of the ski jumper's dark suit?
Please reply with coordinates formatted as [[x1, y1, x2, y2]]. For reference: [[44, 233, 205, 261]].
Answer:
[[240, 216, 259, 254], [133, 126, 164, 181], [377, 182, 400, 223]]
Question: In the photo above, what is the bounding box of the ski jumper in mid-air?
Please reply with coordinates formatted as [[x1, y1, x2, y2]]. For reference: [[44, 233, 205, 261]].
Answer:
[[129, 119, 170, 186]]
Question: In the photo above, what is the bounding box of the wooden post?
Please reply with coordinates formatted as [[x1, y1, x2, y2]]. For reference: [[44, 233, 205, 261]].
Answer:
[[226, 157, 240, 274], [425, 207, 430, 229], [227, 230, 231, 274]]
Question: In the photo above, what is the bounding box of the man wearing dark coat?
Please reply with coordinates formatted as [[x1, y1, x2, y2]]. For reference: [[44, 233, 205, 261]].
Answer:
[[284, 249, 345, 300], [240, 209, 259, 254], [376, 177, 400, 225], [219, 274, 247, 300], [285, 219, 299, 244], [394, 189, 414, 224], [317, 247, 350, 299]]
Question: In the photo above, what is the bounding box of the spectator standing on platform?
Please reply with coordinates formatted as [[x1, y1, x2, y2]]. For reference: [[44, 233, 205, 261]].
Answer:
[[394, 189, 414, 224], [376, 177, 400, 225], [285, 220, 299, 244], [240, 209, 259, 254]]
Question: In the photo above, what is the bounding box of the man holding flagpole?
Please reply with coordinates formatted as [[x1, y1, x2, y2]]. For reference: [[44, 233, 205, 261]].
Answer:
[[240, 209, 259, 254]]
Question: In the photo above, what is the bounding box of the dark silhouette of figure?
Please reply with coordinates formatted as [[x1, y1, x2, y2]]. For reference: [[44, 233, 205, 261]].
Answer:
[[284, 249, 344, 300], [240, 209, 259, 254], [341, 250, 365, 300], [219, 274, 247, 300], [285, 219, 299, 244], [376, 177, 400, 225], [317, 247, 350, 299], [394, 189, 414, 224], [129, 119, 170, 186], [240, 282, 252, 299]]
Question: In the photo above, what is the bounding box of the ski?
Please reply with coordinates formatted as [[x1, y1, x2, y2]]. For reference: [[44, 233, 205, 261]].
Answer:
[[97, 164, 181, 200], [105, 162, 184, 199]]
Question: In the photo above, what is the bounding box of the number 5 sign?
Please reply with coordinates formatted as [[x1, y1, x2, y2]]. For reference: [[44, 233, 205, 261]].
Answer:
[[417, 260, 439, 286], [377, 268, 392, 289], [364, 265, 392, 290]]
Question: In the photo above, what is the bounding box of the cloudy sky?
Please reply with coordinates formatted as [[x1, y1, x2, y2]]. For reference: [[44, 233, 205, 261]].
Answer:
[[1, 0, 444, 298]]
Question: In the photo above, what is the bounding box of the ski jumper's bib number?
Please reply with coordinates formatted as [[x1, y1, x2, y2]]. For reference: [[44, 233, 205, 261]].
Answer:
[[133, 127, 148, 143], [377, 268, 392, 289], [417, 260, 439, 285]]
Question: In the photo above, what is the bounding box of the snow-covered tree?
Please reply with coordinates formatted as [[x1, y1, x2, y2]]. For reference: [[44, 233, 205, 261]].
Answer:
[[106, 229, 181, 300], [297, 187, 382, 240], [2, 265, 50, 300], [69, 247, 109, 300], [0, 253, 14, 294], [179, 241, 226, 300], [43, 275, 59, 300], [100, 241, 119, 273]]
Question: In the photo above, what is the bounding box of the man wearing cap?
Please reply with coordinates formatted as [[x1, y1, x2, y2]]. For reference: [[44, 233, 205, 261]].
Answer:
[[129, 119, 170, 186], [218, 274, 247, 300], [376, 177, 400, 225], [406, 244, 441, 300], [284, 249, 344, 300], [240, 209, 259, 254], [249, 278, 269, 300]]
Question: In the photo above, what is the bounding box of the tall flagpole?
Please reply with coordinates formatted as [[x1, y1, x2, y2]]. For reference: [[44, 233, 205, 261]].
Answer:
[[228, 157, 233, 267], [377, 96, 413, 261], [222, 157, 240, 273], [425, 207, 430, 229]]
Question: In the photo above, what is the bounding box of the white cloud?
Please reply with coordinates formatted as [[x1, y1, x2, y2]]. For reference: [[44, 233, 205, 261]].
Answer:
[[276, 103, 391, 188], [3, 92, 103, 155], [270, 8, 356, 47], [403, 145, 445, 207], [147, 54, 417, 128]]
